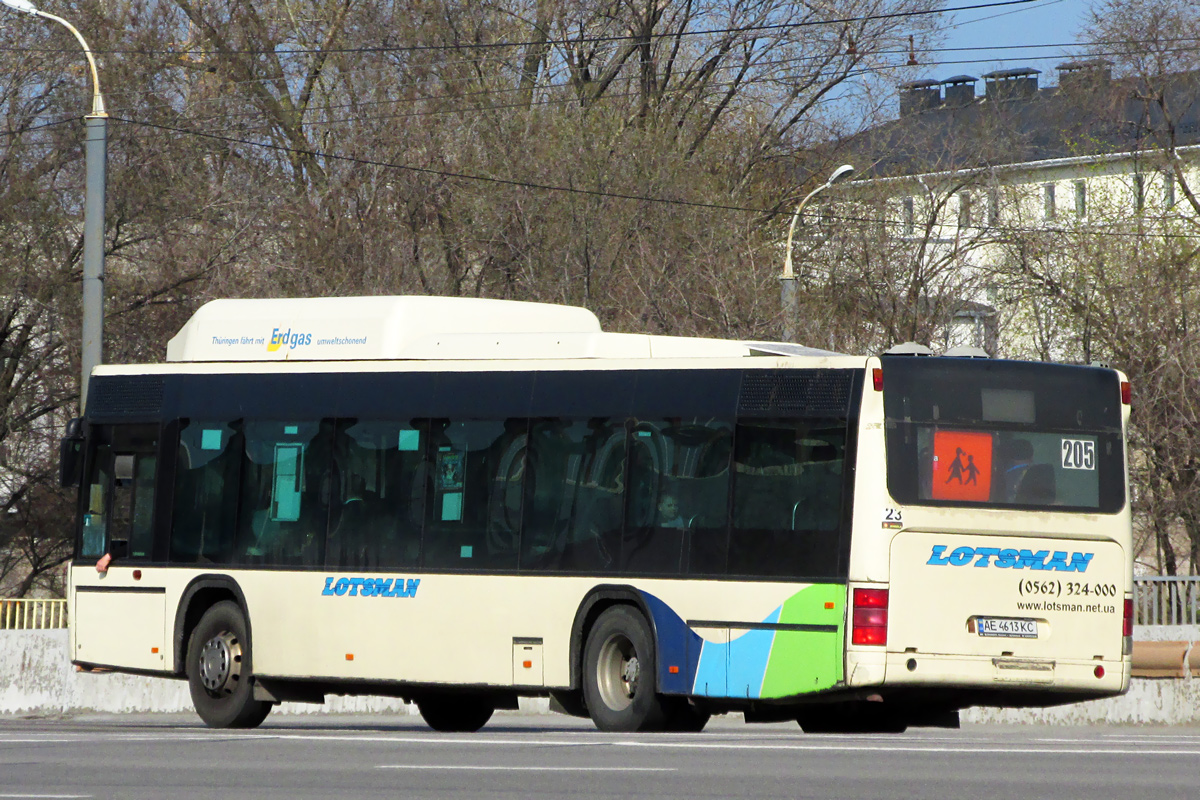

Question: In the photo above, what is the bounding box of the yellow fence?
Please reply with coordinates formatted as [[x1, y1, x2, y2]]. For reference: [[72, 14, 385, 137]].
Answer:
[[0, 598, 68, 629]]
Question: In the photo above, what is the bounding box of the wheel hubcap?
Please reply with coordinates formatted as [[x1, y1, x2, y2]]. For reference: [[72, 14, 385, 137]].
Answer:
[[198, 631, 243, 696], [596, 633, 639, 711]]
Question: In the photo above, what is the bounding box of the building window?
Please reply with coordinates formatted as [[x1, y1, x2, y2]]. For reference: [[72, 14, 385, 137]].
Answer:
[[1164, 170, 1176, 208], [902, 196, 914, 235], [1074, 180, 1086, 218], [1043, 183, 1056, 220], [988, 187, 1000, 225], [1133, 173, 1145, 212], [957, 192, 972, 229]]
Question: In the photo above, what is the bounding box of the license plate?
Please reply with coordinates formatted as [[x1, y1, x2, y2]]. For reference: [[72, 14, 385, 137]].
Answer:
[[977, 617, 1038, 638]]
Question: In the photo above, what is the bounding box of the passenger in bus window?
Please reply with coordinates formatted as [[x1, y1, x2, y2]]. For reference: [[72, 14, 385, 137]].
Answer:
[[657, 494, 684, 528]]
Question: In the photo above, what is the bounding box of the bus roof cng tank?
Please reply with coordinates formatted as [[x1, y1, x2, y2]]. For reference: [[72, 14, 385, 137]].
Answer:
[[164, 295, 760, 362]]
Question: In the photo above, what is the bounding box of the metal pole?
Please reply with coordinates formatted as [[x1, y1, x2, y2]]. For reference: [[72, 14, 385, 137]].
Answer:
[[2, 0, 107, 411], [780, 164, 855, 343], [81, 114, 106, 411]]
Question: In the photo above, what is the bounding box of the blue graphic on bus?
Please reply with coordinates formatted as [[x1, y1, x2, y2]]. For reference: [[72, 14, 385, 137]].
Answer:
[[926, 545, 1093, 572], [321, 576, 420, 597]]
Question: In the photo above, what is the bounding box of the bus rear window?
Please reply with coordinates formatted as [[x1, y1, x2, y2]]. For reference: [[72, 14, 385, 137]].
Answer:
[[882, 358, 1125, 513]]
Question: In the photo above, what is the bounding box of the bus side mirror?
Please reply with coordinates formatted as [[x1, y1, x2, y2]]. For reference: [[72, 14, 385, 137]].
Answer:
[[59, 418, 85, 488], [107, 539, 130, 560]]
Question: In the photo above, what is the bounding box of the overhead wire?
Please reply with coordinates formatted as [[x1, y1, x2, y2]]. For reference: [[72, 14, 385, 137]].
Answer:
[[9, 28, 1199, 134], [0, 0, 1043, 57], [110, 115, 1200, 241]]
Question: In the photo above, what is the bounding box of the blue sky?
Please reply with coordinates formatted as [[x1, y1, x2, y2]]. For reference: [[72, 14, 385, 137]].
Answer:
[[926, 0, 1094, 86]]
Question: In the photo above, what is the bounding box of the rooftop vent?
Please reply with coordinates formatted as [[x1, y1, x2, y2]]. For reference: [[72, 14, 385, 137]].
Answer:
[[899, 79, 942, 117], [884, 342, 935, 356], [941, 75, 977, 107], [1057, 59, 1113, 91], [981, 67, 1040, 101], [943, 345, 990, 359]]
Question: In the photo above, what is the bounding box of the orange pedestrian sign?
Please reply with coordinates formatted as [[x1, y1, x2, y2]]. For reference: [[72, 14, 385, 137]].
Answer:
[[931, 430, 992, 501]]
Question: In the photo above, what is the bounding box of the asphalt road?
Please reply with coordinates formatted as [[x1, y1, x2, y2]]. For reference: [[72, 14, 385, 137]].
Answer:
[[1, 713, 1198, 800]]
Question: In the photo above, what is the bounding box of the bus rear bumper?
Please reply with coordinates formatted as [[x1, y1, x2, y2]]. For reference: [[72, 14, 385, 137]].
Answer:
[[885, 651, 1128, 697], [849, 650, 1129, 702]]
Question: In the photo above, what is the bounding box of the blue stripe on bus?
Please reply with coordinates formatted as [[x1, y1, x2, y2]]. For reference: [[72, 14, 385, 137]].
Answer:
[[690, 607, 783, 698], [637, 591, 704, 696]]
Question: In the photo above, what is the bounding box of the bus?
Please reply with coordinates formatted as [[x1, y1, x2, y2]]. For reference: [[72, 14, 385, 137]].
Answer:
[[62, 296, 1133, 732]]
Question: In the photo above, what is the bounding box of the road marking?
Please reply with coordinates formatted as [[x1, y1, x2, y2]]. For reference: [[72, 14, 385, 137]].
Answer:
[[376, 765, 674, 771], [611, 741, 1200, 755], [259, 733, 1200, 755]]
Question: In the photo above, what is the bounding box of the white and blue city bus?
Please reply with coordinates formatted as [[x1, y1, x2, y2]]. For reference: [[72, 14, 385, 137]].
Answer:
[[62, 296, 1133, 732]]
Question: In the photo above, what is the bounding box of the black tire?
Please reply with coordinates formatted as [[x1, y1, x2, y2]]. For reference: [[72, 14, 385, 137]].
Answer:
[[186, 601, 272, 729], [663, 698, 711, 732], [582, 605, 667, 732], [416, 694, 495, 732]]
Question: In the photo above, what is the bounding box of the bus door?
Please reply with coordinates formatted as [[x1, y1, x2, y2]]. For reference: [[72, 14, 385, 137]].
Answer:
[[72, 423, 169, 672]]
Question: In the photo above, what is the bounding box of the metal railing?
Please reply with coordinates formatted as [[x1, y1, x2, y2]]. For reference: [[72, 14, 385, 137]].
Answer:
[[0, 598, 68, 629], [1134, 576, 1200, 627], [0, 581, 1194, 630]]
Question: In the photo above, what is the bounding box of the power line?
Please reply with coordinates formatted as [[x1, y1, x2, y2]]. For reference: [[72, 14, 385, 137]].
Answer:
[[0, 116, 80, 139], [1, 0, 1040, 57], [110, 115, 1200, 241]]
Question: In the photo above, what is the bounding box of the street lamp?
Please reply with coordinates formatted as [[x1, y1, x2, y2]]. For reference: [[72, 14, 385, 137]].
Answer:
[[780, 164, 855, 343], [2, 0, 107, 411]]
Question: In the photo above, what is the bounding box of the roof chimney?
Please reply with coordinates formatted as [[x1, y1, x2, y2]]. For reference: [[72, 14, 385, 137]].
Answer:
[[941, 75, 977, 107], [898, 79, 942, 117], [1057, 59, 1113, 91], [982, 67, 1040, 101]]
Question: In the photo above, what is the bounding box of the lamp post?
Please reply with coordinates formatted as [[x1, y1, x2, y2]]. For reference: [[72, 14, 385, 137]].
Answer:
[[780, 164, 854, 343], [3, 0, 107, 411]]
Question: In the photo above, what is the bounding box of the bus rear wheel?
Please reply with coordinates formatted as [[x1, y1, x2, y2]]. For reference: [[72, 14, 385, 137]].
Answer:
[[186, 601, 271, 729], [416, 694, 495, 732], [583, 606, 667, 732]]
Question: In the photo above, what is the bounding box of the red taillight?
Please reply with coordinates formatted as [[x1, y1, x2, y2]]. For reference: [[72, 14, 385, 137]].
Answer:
[[1121, 381, 1131, 405], [872, 368, 883, 392], [854, 588, 889, 607], [852, 588, 889, 646], [1123, 598, 1134, 637], [1094, 665, 1105, 679]]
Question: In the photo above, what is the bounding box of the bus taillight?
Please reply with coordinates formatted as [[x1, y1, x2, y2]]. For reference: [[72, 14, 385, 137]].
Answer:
[[852, 588, 889, 646], [1122, 597, 1133, 638], [1121, 381, 1131, 405]]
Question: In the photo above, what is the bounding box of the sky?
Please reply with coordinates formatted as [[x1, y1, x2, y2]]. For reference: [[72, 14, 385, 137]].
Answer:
[[924, 0, 1095, 87]]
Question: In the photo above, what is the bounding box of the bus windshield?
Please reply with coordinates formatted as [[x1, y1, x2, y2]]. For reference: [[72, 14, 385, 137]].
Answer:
[[881, 357, 1125, 513]]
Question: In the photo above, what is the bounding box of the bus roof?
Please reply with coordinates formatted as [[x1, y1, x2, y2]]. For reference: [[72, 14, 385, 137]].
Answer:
[[165, 296, 846, 363]]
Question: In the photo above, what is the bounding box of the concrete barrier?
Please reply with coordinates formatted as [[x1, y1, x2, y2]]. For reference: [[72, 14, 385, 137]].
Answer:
[[1, 630, 419, 716], [5, 629, 1200, 723]]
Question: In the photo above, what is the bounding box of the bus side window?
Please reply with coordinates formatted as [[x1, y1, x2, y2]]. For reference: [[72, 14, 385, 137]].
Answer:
[[110, 452, 158, 559], [172, 421, 242, 563], [80, 446, 111, 559], [521, 418, 624, 573], [331, 420, 426, 569], [729, 421, 847, 580], [79, 425, 159, 561], [422, 419, 525, 572], [236, 420, 330, 567]]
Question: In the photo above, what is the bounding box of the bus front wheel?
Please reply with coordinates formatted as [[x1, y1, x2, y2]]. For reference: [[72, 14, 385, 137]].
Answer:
[[186, 601, 272, 729], [416, 694, 494, 732], [583, 606, 667, 732]]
